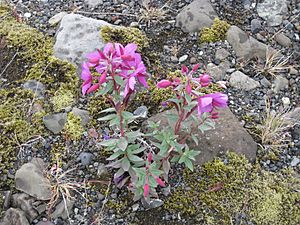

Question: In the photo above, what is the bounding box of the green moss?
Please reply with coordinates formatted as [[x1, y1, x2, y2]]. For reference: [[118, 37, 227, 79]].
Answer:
[[63, 112, 84, 141], [87, 95, 110, 126], [51, 89, 74, 112], [0, 88, 46, 189], [100, 25, 149, 50], [164, 153, 300, 224], [199, 18, 230, 43]]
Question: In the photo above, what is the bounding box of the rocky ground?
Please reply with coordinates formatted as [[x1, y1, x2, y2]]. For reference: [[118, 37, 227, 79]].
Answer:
[[0, 0, 300, 225]]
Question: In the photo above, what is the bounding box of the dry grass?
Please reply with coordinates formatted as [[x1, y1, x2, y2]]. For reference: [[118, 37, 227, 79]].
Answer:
[[255, 48, 292, 78], [138, 0, 169, 26], [47, 160, 87, 219], [256, 99, 296, 151]]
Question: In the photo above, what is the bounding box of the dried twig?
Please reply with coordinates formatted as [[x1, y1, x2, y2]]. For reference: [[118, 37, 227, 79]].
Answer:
[[0, 49, 18, 78]]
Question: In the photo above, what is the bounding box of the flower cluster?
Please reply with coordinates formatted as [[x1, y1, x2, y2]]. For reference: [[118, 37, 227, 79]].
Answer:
[[81, 43, 148, 97], [157, 64, 227, 119]]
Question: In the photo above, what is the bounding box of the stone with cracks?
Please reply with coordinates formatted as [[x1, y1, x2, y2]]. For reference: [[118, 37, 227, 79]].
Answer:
[[176, 0, 218, 33], [15, 158, 52, 201], [54, 14, 111, 67], [146, 108, 257, 165], [226, 26, 269, 60], [229, 71, 260, 91]]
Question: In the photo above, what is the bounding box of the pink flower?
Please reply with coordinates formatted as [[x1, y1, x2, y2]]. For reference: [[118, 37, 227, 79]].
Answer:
[[147, 152, 153, 163], [143, 183, 149, 197], [124, 76, 136, 97], [81, 63, 92, 96], [197, 93, 228, 116], [157, 79, 172, 88], [199, 74, 211, 87], [155, 177, 166, 187]]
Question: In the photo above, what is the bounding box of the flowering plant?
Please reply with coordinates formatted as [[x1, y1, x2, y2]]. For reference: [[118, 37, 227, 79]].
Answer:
[[81, 43, 228, 203]]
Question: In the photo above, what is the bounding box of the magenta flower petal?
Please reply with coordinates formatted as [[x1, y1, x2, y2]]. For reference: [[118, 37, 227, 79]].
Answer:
[[197, 96, 213, 116], [87, 83, 100, 94], [186, 81, 192, 94], [137, 75, 148, 88], [157, 80, 172, 88], [182, 65, 188, 74], [143, 183, 149, 197], [156, 178, 166, 187], [98, 72, 107, 85], [86, 51, 100, 64], [192, 63, 200, 72], [82, 80, 92, 96], [124, 43, 137, 55]]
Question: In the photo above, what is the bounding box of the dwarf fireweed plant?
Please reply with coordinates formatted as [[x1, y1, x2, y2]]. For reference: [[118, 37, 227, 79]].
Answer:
[[81, 43, 228, 203]]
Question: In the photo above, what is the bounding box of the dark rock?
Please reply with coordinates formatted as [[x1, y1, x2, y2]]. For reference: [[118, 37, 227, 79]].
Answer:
[[146, 108, 257, 165], [274, 33, 292, 47], [12, 193, 38, 222], [250, 19, 262, 34]]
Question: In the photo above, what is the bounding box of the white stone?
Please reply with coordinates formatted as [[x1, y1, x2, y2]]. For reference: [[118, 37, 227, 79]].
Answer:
[[282, 97, 290, 107], [178, 54, 188, 63], [229, 71, 260, 91], [49, 12, 68, 26]]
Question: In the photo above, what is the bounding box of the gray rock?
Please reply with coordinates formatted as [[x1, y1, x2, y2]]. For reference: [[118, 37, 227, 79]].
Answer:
[[97, 163, 108, 177], [272, 75, 289, 93], [129, 21, 139, 27], [260, 77, 271, 87], [178, 54, 188, 63], [206, 63, 224, 81], [36, 221, 55, 225], [290, 157, 300, 167], [285, 107, 300, 120], [51, 199, 74, 220], [48, 12, 67, 26], [72, 107, 90, 126], [0, 208, 30, 225], [227, 26, 269, 60], [133, 106, 148, 118], [274, 33, 292, 47], [215, 48, 230, 61], [146, 108, 257, 165], [15, 158, 51, 201], [176, 0, 217, 33], [23, 80, 45, 98], [257, 0, 288, 26], [12, 193, 38, 222], [132, 203, 139, 212], [250, 19, 262, 34], [229, 71, 260, 91], [78, 152, 94, 166], [43, 113, 67, 134], [85, 0, 103, 8], [54, 14, 112, 67]]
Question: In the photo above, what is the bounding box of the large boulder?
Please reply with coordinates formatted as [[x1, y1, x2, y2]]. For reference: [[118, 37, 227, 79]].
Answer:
[[15, 158, 52, 201], [176, 0, 217, 33], [226, 26, 269, 60], [257, 0, 288, 26], [146, 108, 257, 165], [54, 14, 111, 67]]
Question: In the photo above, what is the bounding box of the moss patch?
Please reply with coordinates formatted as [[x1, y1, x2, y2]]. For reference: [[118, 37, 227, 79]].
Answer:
[[100, 25, 149, 50], [199, 18, 230, 43], [51, 89, 74, 112], [0, 88, 46, 189], [63, 112, 84, 141], [164, 153, 300, 224]]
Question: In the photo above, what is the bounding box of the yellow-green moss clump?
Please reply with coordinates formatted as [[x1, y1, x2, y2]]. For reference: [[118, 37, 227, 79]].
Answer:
[[164, 152, 300, 225], [100, 25, 149, 50], [87, 95, 110, 126], [51, 89, 74, 112], [199, 18, 230, 43], [0, 88, 46, 189], [63, 112, 84, 141]]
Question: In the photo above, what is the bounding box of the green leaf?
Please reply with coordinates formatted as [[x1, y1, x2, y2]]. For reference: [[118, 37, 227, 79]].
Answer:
[[98, 113, 117, 121], [106, 150, 124, 160], [100, 108, 116, 113], [185, 93, 192, 104], [178, 154, 186, 164], [114, 76, 125, 86], [117, 137, 128, 151], [148, 175, 157, 188], [121, 157, 131, 171], [131, 146, 146, 154], [184, 159, 194, 171], [170, 155, 180, 162], [126, 131, 143, 139], [100, 138, 117, 147], [162, 159, 170, 175], [122, 111, 134, 120], [109, 116, 120, 126], [98, 81, 113, 95], [115, 168, 125, 178], [128, 154, 144, 162], [191, 134, 199, 145]]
